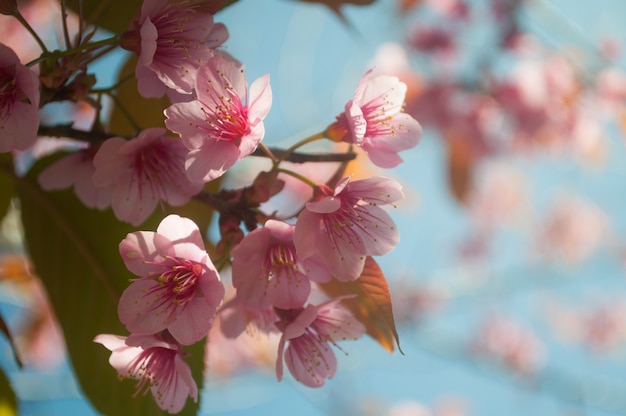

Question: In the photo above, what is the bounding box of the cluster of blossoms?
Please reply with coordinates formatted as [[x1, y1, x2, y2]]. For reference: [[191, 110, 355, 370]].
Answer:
[[0, 0, 421, 412]]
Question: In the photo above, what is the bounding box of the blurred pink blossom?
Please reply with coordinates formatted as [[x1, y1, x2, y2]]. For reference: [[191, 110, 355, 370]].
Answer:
[[470, 315, 545, 374], [0, 254, 65, 370], [537, 196, 610, 264], [406, 26, 456, 56], [205, 314, 279, 377], [467, 162, 529, 230], [546, 297, 626, 352]]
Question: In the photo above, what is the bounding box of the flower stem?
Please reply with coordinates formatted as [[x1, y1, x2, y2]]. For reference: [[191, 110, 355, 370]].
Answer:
[[258, 142, 278, 163], [276, 168, 318, 189], [60, 0, 72, 49], [13, 10, 48, 53], [91, 72, 135, 93], [272, 131, 326, 168]]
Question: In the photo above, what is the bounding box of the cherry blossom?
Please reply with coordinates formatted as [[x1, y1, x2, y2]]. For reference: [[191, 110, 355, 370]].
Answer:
[[117, 214, 225, 345], [275, 298, 365, 387], [38, 146, 112, 210], [92, 128, 203, 226], [537, 195, 610, 264], [0, 42, 40, 152], [120, 0, 229, 97], [294, 176, 403, 281], [327, 69, 421, 168], [165, 54, 272, 182], [231, 219, 331, 311], [94, 332, 197, 413]]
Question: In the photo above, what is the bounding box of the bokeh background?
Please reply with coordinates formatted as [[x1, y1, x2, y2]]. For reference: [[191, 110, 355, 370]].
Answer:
[[4, 0, 626, 415]]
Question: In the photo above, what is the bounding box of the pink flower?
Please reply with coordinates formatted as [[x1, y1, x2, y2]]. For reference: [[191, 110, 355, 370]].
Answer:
[[328, 69, 421, 168], [231, 219, 330, 311], [406, 26, 457, 56], [121, 0, 229, 97], [0, 42, 40, 152], [294, 176, 403, 281], [537, 195, 609, 264], [165, 55, 272, 182], [92, 128, 203, 226], [275, 298, 365, 388], [38, 146, 112, 210], [471, 315, 545, 374], [117, 214, 225, 345], [94, 332, 197, 413]]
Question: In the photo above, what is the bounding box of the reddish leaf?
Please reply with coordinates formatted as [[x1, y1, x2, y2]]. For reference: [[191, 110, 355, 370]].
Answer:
[[318, 256, 402, 353], [444, 131, 477, 205], [398, 0, 424, 13]]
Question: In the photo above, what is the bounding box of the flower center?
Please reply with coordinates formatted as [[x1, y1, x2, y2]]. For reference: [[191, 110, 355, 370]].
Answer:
[[143, 256, 203, 313], [125, 345, 177, 400], [131, 139, 186, 201], [263, 244, 299, 282], [0, 70, 17, 120], [201, 72, 250, 143]]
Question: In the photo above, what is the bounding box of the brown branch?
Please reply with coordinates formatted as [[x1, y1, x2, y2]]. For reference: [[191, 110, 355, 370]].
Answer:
[[37, 124, 358, 163]]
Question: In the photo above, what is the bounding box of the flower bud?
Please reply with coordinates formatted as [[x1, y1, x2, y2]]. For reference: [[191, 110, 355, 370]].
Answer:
[[0, 0, 17, 16]]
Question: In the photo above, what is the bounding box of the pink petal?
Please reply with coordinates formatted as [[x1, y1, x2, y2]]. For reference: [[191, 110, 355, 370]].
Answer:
[[168, 295, 217, 345], [156, 215, 206, 261], [237, 120, 264, 158], [136, 63, 166, 98], [284, 336, 337, 387], [359, 75, 407, 113], [118, 279, 170, 335], [305, 196, 341, 214], [346, 176, 404, 204], [119, 231, 173, 277], [283, 306, 318, 340], [247, 74, 272, 122], [139, 17, 158, 66], [185, 141, 239, 182], [93, 334, 127, 351], [92, 137, 127, 186], [111, 173, 159, 226], [164, 101, 208, 149], [344, 100, 366, 144]]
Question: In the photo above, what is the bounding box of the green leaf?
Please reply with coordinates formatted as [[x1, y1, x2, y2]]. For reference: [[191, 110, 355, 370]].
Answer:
[[0, 368, 17, 416], [66, 0, 141, 35], [318, 256, 402, 353], [17, 156, 205, 415], [0, 154, 15, 224]]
